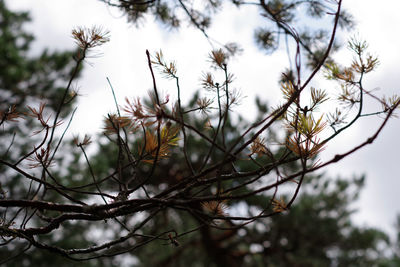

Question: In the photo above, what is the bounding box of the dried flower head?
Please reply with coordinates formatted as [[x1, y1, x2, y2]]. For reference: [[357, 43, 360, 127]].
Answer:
[[310, 87, 329, 107], [327, 108, 347, 129], [103, 114, 131, 135], [286, 135, 325, 159], [123, 97, 146, 121], [380, 94, 400, 117], [386, 95, 400, 110], [201, 72, 215, 89], [27, 147, 54, 169], [26, 103, 62, 134], [337, 84, 359, 109], [227, 87, 242, 107], [0, 105, 21, 125], [281, 81, 296, 101], [123, 93, 167, 127], [152, 50, 177, 79], [272, 196, 287, 213], [73, 134, 92, 147], [72, 26, 110, 49], [201, 201, 228, 217], [209, 49, 228, 69], [249, 137, 267, 157], [196, 97, 213, 114]]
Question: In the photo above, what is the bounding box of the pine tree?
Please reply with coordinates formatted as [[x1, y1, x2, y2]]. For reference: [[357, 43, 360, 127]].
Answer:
[[1, 1, 399, 266]]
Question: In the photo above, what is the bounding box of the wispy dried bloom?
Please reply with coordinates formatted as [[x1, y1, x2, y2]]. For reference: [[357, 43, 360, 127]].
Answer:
[[72, 26, 110, 49], [325, 63, 355, 82], [103, 114, 131, 135], [73, 134, 92, 147], [227, 87, 242, 107], [281, 81, 296, 100], [348, 38, 368, 55], [201, 200, 228, 217], [209, 49, 228, 69], [249, 137, 267, 157], [151, 50, 177, 79], [201, 72, 215, 89], [27, 147, 53, 168], [380, 95, 400, 117], [196, 97, 213, 114], [327, 108, 347, 130], [123, 95, 163, 127], [225, 72, 235, 85], [0, 105, 21, 125], [325, 38, 379, 84], [286, 135, 325, 159], [310, 87, 329, 107], [352, 53, 379, 74], [384, 95, 400, 110], [272, 197, 287, 213], [123, 97, 146, 121], [337, 84, 359, 109], [26, 103, 62, 134], [348, 38, 379, 74]]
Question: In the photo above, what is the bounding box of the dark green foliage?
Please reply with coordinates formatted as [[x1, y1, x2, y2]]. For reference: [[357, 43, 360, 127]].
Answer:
[[0, 1, 79, 114], [0, 2, 103, 266], [0, 0, 80, 188], [0, 1, 80, 168]]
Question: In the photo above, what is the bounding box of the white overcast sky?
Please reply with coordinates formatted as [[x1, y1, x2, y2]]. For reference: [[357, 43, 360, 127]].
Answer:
[[6, 0, 400, 237]]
